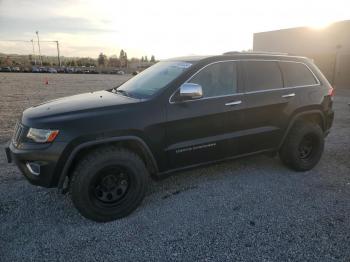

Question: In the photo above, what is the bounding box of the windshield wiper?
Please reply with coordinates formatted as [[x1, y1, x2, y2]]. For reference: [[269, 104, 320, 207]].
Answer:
[[111, 88, 131, 97]]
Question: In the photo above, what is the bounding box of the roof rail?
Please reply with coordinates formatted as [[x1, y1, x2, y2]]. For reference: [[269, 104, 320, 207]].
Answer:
[[223, 51, 289, 56], [222, 51, 241, 55]]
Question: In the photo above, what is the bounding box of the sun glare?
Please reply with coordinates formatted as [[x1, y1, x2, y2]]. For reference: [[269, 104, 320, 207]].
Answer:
[[308, 20, 333, 30]]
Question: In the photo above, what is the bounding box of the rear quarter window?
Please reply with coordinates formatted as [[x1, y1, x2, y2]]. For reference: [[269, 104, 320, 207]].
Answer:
[[243, 61, 283, 92], [279, 62, 319, 87]]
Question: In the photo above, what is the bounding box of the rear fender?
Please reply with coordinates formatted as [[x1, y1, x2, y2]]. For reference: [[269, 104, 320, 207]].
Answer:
[[278, 110, 325, 149]]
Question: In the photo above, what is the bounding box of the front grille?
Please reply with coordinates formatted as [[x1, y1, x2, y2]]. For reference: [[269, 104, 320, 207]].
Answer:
[[12, 122, 25, 147]]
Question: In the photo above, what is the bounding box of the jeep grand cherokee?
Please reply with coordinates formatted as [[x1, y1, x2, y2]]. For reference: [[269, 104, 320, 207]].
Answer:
[[5, 53, 334, 222]]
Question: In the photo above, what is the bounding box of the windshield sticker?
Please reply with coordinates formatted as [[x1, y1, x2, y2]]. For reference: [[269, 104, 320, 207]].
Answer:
[[174, 62, 192, 69]]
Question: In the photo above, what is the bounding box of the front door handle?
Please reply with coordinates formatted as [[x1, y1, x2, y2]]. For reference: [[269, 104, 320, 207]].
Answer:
[[282, 93, 295, 98], [225, 100, 242, 106]]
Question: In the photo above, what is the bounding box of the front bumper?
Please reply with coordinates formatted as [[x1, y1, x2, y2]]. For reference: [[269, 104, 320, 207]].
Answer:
[[5, 141, 68, 188]]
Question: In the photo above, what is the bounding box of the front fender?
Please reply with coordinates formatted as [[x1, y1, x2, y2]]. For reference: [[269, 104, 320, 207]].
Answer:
[[57, 136, 158, 189]]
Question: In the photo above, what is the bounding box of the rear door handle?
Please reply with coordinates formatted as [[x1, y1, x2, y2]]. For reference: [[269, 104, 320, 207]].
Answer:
[[225, 100, 242, 106], [282, 93, 295, 98]]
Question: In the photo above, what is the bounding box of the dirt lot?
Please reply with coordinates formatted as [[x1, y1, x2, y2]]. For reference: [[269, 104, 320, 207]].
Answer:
[[1, 73, 350, 261], [0, 73, 131, 143]]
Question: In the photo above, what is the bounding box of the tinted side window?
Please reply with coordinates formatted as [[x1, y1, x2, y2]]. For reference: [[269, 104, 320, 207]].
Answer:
[[243, 61, 283, 91], [279, 62, 318, 87], [189, 62, 237, 98]]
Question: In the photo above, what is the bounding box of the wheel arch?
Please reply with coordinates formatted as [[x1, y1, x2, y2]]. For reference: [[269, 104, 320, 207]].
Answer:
[[279, 109, 326, 150], [57, 136, 159, 190]]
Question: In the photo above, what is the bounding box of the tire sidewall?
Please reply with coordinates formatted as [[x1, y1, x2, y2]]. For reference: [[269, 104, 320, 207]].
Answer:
[[71, 150, 148, 221], [281, 122, 325, 171]]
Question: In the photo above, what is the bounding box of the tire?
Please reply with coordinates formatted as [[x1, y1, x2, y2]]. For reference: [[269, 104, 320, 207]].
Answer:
[[70, 147, 148, 222], [279, 121, 324, 171]]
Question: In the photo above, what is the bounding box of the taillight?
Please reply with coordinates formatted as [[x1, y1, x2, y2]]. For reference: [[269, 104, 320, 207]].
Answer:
[[328, 86, 334, 97]]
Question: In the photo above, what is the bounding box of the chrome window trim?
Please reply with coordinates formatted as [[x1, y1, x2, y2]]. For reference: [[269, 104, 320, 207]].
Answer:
[[169, 60, 239, 104], [169, 92, 245, 104], [169, 59, 321, 104], [243, 84, 320, 95]]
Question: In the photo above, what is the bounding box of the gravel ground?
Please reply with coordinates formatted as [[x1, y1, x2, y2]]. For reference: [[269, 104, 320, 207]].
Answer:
[[1, 73, 350, 261]]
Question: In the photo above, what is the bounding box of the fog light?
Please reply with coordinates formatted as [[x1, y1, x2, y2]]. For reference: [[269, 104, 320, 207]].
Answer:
[[26, 162, 41, 176]]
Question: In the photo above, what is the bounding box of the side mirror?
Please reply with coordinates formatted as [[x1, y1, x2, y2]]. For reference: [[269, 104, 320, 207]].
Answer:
[[179, 83, 203, 100]]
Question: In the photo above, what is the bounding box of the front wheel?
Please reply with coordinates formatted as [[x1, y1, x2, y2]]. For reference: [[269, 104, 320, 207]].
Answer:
[[70, 147, 148, 222], [279, 121, 325, 171]]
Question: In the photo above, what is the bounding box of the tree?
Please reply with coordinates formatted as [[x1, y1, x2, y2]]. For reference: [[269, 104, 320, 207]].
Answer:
[[141, 56, 144, 62], [145, 56, 148, 62], [76, 59, 82, 67], [67, 60, 77, 67], [108, 55, 120, 67], [119, 49, 125, 60], [98, 53, 107, 66], [150, 55, 155, 62], [5, 56, 12, 66], [130, 57, 140, 63], [119, 49, 128, 68], [124, 52, 128, 68]]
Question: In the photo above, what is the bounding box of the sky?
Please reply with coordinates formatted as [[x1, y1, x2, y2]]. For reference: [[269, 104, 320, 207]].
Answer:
[[0, 0, 349, 59]]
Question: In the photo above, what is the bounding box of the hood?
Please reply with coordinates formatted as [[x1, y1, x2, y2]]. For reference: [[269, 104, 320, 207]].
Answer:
[[23, 90, 140, 121]]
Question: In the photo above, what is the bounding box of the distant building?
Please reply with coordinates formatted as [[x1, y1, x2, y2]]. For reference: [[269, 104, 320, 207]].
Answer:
[[128, 61, 154, 71], [253, 20, 350, 88]]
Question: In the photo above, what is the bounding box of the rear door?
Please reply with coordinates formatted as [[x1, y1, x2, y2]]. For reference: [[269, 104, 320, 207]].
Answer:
[[278, 60, 321, 111], [239, 60, 289, 153], [165, 61, 245, 169], [240, 60, 320, 154]]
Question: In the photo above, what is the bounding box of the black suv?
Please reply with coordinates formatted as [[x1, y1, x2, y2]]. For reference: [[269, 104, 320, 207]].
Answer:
[[5, 53, 334, 222]]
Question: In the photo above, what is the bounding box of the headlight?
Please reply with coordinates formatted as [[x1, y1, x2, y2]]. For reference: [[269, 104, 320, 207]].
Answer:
[[27, 128, 59, 143]]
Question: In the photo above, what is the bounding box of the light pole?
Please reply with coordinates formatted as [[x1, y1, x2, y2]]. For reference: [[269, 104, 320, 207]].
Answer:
[[30, 39, 36, 66], [332, 44, 342, 86], [36, 31, 43, 66], [55, 41, 61, 67]]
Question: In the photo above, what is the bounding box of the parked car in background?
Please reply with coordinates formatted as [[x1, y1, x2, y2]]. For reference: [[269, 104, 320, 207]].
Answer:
[[39, 67, 48, 73], [56, 67, 65, 73], [1, 66, 12, 72], [110, 69, 125, 75], [11, 67, 20, 72], [32, 67, 40, 73], [65, 67, 75, 73], [48, 68, 57, 73], [74, 68, 82, 74]]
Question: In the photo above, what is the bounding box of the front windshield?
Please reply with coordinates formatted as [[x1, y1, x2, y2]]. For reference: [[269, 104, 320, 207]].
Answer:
[[116, 61, 192, 99]]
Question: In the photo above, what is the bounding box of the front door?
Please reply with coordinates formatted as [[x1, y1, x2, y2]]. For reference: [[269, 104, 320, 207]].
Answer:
[[165, 61, 245, 170]]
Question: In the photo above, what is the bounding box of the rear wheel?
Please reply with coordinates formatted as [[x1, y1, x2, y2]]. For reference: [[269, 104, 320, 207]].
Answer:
[[70, 147, 148, 222], [279, 121, 324, 171]]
